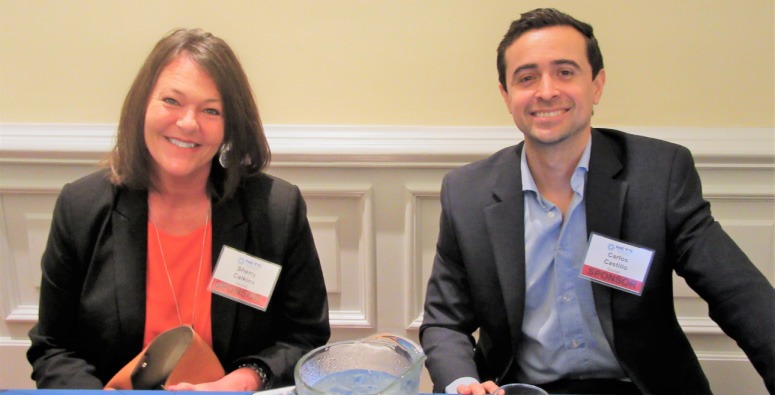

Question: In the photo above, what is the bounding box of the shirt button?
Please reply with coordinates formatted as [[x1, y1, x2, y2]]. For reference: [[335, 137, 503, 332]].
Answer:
[[571, 339, 580, 348], [563, 294, 572, 302], [548, 211, 556, 218]]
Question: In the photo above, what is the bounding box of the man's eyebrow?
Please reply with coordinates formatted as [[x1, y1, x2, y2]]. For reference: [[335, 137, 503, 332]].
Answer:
[[512, 63, 538, 78], [553, 59, 581, 69]]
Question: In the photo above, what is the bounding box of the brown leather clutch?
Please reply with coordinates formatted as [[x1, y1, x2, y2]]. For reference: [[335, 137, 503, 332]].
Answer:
[[104, 325, 225, 389]]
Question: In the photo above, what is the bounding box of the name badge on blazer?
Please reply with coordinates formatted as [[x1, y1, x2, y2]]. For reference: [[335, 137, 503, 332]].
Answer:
[[579, 233, 655, 295], [209, 245, 281, 311]]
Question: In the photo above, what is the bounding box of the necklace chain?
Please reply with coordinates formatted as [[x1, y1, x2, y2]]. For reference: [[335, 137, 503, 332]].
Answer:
[[149, 200, 210, 327]]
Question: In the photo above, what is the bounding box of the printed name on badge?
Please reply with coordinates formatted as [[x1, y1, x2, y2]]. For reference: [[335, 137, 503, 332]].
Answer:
[[209, 246, 281, 311], [580, 233, 655, 295]]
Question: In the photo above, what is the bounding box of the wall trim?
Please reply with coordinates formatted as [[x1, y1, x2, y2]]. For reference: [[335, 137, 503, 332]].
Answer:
[[704, 186, 775, 201], [1, 124, 773, 168], [6, 305, 38, 323], [695, 351, 751, 362], [299, 184, 376, 329], [678, 317, 724, 335], [404, 183, 442, 330]]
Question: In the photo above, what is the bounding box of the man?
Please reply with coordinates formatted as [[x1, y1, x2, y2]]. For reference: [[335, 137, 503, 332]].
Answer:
[[420, 8, 775, 395]]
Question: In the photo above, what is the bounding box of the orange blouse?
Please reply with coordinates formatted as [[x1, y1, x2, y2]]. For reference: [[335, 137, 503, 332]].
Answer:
[[144, 221, 213, 348]]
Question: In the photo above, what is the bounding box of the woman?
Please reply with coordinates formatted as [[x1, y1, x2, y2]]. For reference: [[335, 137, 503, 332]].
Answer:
[[27, 28, 330, 391]]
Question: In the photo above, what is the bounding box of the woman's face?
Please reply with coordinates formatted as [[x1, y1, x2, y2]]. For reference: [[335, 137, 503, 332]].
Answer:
[[144, 54, 224, 188]]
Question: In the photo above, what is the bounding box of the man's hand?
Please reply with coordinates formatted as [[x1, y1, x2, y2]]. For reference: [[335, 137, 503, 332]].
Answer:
[[165, 367, 262, 392], [457, 380, 499, 395]]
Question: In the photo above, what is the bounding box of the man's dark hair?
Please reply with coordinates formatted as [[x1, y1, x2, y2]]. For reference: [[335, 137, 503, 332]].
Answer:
[[497, 8, 604, 91]]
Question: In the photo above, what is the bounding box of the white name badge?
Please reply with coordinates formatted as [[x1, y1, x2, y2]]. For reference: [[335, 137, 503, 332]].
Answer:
[[580, 233, 655, 295], [208, 246, 281, 311]]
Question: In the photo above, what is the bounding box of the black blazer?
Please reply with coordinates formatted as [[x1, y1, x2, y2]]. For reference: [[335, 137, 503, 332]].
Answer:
[[27, 170, 330, 389], [420, 128, 775, 394]]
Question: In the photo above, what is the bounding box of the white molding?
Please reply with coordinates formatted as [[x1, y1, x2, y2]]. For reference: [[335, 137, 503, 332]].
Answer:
[[404, 184, 441, 330], [309, 216, 341, 293], [2, 124, 773, 168], [0, 191, 52, 326], [678, 317, 725, 335], [695, 351, 750, 361], [0, 337, 32, 346], [328, 311, 372, 328], [299, 184, 376, 329], [704, 186, 775, 201], [0, 186, 62, 194], [6, 305, 39, 323]]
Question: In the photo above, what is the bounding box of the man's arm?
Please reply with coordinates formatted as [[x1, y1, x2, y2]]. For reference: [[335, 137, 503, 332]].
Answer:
[[667, 146, 775, 392], [420, 175, 482, 393]]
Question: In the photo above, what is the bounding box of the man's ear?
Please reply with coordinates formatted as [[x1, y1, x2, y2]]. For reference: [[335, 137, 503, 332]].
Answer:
[[593, 68, 606, 105], [499, 83, 512, 114]]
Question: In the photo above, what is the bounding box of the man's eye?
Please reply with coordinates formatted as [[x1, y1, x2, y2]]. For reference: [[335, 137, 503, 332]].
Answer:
[[559, 70, 574, 76], [204, 108, 221, 116], [518, 75, 535, 83]]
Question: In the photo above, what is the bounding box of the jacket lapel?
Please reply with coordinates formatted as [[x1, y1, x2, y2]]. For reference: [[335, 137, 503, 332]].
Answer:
[[484, 145, 526, 354], [585, 129, 628, 350], [210, 195, 248, 358], [112, 187, 148, 348]]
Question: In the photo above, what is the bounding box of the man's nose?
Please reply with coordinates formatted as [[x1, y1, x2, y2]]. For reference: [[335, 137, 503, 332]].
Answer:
[[535, 76, 559, 101]]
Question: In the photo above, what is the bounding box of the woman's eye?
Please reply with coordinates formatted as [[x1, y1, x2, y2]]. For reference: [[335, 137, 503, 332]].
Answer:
[[204, 108, 221, 116], [162, 97, 179, 105]]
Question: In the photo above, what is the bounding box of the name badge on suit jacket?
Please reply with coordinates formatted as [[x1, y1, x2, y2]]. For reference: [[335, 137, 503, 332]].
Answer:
[[580, 233, 655, 295], [209, 245, 281, 311]]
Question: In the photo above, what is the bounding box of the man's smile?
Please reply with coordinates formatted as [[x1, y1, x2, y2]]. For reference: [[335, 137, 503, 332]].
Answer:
[[531, 109, 569, 118]]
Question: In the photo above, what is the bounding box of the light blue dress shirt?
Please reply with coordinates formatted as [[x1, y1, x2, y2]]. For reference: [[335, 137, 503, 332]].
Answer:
[[516, 138, 624, 384]]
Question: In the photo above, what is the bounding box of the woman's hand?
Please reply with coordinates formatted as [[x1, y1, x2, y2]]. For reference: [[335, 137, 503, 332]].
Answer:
[[166, 367, 262, 392]]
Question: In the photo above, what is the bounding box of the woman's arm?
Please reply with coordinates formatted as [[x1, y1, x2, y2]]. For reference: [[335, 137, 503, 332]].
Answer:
[[27, 184, 104, 389]]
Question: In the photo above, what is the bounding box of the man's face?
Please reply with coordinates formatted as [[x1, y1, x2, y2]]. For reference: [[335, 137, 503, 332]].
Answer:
[[499, 25, 605, 148]]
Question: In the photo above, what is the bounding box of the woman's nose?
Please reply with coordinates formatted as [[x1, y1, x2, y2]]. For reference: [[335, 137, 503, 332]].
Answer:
[[176, 108, 198, 131]]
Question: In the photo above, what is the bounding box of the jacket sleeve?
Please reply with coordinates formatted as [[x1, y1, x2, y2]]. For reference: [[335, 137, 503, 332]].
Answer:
[[667, 146, 775, 393], [27, 183, 104, 389], [233, 184, 330, 387], [420, 174, 481, 393]]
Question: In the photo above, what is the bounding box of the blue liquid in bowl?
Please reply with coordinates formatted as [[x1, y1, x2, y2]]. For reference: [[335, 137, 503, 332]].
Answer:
[[311, 369, 399, 395]]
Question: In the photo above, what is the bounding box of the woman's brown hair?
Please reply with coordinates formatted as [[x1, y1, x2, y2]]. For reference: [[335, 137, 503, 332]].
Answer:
[[108, 28, 270, 201]]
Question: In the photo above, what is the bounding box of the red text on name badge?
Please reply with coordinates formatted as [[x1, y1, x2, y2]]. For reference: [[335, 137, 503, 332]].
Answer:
[[582, 265, 643, 293], [211, 278, 269, 309]]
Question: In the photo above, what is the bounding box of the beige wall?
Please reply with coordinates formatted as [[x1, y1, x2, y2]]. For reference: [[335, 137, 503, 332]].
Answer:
[[1, 0, 773, 127]]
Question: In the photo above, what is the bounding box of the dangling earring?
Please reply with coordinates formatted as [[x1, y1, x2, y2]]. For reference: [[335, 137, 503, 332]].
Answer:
[[218, 143, 231, 168]]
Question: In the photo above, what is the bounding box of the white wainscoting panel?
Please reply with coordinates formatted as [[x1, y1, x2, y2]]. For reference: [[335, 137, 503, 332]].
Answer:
[[1, 190, 60, 324], [300, 184, 375, 329], [404, 183, 442, 330]]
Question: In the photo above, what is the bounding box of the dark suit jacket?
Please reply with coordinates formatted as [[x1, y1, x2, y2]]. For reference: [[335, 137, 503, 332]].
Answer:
[[27, 170, 330, 389], [420, 128, 775, 394]]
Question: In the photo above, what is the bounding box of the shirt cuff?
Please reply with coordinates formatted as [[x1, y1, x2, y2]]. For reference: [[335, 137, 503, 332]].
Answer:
[[445, 377, 480, 394]]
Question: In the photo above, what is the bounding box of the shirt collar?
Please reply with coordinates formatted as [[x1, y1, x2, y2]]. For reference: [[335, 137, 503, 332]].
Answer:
[[521, 137, 592, 196]]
